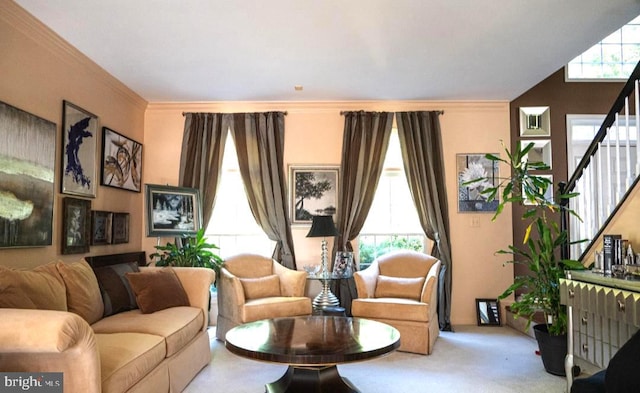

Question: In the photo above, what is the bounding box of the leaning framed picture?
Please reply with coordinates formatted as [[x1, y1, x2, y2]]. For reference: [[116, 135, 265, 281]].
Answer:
[[476, 298, 501, 326], [101, 127, 143, 192], [289, 165, 339, 224], [90, 210, 112, 245], [62, 197, 91, 254], [112, 212, 130, 244], [145, 184, 202, 237], [61, 101, 98, 197], [0, 100, 56, 248], [457, 153, 499, 213]]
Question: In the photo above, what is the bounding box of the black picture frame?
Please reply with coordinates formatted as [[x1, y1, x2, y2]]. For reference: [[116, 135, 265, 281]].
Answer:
[[101, 127, 143, 192], [90, 210, 112, 245], [62, 197, 91, 254], [476, 298, 501, 326], [289, 165, 339, 224], [145, 184, 202, 237], [61, 101, 98, 197], [112, 212, 130, 244]]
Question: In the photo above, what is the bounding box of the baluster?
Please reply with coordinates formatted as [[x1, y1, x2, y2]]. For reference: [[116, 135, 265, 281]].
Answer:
[[636, 80, 640, 178], [606, 130, 613, 214], [625, 97, 631, 188], [615, 114, 622, 202], [597, 143, 604, 227]]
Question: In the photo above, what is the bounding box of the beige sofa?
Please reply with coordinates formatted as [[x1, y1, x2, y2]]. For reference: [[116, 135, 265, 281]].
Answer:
[[0, 252, 214, 393]]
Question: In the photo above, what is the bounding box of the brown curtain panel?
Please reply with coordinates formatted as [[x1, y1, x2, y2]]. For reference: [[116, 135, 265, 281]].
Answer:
[[396, 111, 453, 331], [179, 113, 230, 225], [230, 112, 297, 269], [331, 111, 393, 315]]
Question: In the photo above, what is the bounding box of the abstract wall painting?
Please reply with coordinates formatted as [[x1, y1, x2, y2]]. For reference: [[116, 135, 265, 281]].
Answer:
[[0, 100, 56, 247], [101, 127, 143, 192], [61, 101, 98, 197]]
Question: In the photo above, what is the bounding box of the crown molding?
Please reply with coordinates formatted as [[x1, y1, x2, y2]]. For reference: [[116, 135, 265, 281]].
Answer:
[[2, 0, 147, 110]]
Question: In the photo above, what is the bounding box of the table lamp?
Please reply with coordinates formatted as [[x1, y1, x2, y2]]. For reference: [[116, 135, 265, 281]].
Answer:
[[306, 215, 339, 277]]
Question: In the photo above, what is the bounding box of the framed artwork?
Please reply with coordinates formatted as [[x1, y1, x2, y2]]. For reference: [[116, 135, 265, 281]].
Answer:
[[0, 100, 56, 248], [112, 212, 130, 244], [476, 298, 501, 326], [519, 106, 550, 137], [524, 175, 554, 205], [101, 127, 143, 192], [91, 210, 112, 245], [61, 101, 98, 197], [523, 139, 552, 169], [145, 184, 202, 237], [457, 153, 499, 213], [289, 165, 339, 224], [62, 197, 91, 254]]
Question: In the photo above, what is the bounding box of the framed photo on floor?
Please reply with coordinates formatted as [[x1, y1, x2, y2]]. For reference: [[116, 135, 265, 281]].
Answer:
[[61, 101, 98, 197], [101, 127, 143, 192], [145, 184, 202, 237], [476, 298, 501, 326], [289, 165, 339, 224], [62, 197, 91, 254]]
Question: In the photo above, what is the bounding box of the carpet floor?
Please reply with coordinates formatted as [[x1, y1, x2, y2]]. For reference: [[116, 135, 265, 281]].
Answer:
[[184, 325, 567, 393]]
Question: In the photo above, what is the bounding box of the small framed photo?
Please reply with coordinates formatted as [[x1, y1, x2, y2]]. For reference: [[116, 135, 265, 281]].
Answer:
[[145, 184, 202, 237], [61, 101, 98, 197], [91, 210, 112, 245], [101, 127, 143, 192], [289, 165, 339, 224], [112, 212, 129, 244], [476, 298, 501, 326], [457, 154, 499, 213], [62, 197, 91, 254]]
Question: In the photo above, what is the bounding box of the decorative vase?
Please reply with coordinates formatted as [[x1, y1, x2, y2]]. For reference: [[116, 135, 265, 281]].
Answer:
[[533, 323, 567, 376]]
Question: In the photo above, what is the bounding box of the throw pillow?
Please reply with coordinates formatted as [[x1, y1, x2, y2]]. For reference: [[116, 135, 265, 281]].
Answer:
[[93, 262, 139, 317], [0, 263, 67, 310], [240, 275, 281, 300], [125, 268, 190, 314], [56, 259, 104, 324], [374, 275, 425, 301]]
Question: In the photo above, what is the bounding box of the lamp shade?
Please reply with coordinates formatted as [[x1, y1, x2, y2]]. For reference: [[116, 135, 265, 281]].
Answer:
[[306, 215, 339, 238]]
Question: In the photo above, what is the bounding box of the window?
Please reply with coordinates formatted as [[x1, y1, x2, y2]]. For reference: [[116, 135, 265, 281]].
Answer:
[[567, 15, 640, 80], [205, 131, 275, 259], [358, 129, 428, 269]]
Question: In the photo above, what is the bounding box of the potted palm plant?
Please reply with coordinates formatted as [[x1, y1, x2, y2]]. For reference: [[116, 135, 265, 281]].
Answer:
[[471, 141, 583, 376]]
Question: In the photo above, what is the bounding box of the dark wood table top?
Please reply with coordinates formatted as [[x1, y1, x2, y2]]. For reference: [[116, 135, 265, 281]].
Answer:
[[225, 316, 400, 366]]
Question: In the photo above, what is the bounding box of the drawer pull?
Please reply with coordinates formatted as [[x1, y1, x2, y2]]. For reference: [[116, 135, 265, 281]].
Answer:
[[568, 289, 575, 298], [618, 300, 625, 312], [582, 343, 588, 352], [581, 316, 588, 325]]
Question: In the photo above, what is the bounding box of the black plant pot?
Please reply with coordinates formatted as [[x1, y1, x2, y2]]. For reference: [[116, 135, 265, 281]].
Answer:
[[533, 324, 567, 376]]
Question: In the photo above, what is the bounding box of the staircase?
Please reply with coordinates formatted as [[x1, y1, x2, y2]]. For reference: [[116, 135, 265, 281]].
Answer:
[[562, 61, 640, 262]]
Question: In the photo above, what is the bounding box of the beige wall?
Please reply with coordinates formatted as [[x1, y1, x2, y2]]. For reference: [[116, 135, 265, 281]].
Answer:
[[0, 1, 147, 268], [144, 101, 514, 325]]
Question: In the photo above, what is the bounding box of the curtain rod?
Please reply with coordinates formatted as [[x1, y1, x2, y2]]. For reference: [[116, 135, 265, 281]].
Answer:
[[182, 111, 288, 116], [339, 110, 444, 115]]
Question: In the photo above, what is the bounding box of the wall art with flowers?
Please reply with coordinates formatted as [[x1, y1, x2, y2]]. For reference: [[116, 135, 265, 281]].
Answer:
[[457, 153, 499, 212]]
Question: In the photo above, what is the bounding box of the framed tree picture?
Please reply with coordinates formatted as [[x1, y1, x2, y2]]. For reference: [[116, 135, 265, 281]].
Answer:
[[289, 165, 339, 224], [145, 184, 202, 237], [62, 197, 91, 254], [101, 127, 143, 192], [61, 101, 98, 197]]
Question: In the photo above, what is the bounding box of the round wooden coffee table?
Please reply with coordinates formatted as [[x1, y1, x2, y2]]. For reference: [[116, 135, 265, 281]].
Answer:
[[225, 316, 400, 393]]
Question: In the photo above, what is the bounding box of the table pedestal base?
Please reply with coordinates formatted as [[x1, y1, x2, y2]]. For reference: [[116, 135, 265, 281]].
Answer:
[[266, 365, 359, 393]]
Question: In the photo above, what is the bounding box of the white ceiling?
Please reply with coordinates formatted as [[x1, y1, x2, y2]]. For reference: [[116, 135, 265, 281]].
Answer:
[[13, 0, 640, 102]]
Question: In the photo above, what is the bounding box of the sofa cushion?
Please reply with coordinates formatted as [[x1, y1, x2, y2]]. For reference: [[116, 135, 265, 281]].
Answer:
[[0, 263, 67, 310], [95, 332, 166, 393], [374, 275, 425, 301], [57, 259, 104, 324], [351, 298, 430, 323], [242, 297, 311, 323], [125, 268, 189, 314], [240, 275, 281, 299], [91, 306, 203, 357], [93, 262, 139, 317]]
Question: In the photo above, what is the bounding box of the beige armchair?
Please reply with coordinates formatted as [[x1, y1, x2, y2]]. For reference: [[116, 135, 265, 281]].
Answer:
[[216, 253, 312, 341], [351, 250, 441, 355]]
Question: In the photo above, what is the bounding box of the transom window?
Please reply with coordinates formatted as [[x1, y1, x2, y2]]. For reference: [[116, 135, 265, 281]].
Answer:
[[567, 15, 640, 80]]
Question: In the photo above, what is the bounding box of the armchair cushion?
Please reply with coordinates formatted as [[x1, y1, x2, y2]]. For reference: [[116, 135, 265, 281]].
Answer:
[[240, 275, 281, 299], [125, 268, 189, 314], [374, 275, 425, 301], [0, 263, 67, 311]]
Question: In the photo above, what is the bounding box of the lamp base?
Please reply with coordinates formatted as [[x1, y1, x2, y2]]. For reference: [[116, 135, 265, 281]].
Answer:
[[312, 278, 340, 310]]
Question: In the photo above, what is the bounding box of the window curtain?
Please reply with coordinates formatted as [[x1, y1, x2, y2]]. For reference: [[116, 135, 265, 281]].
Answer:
[[396, 111, 453, 332], [331, 111, 394, 315], [179, 113, 231, 225], [229, 112, 297, 269]]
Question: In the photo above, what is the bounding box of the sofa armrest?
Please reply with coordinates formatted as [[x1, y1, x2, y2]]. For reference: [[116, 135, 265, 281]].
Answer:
[[354, 261, 380, 298], [0, 309, 101, 393], [273, 262, 306, 297], [420, 260, 441, 305]]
